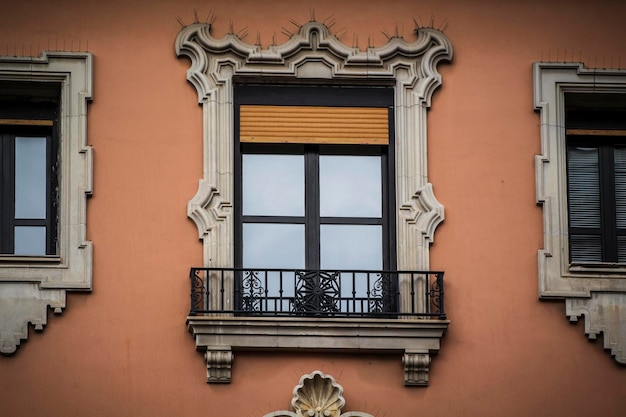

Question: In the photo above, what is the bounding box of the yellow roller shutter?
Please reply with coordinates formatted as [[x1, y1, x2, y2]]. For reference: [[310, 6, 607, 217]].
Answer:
[[240, 105, 389, 145]]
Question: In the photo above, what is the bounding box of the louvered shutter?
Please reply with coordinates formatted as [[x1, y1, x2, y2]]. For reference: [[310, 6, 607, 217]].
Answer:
[[614, 147, 626, 262], [567, 146, 603, 262]]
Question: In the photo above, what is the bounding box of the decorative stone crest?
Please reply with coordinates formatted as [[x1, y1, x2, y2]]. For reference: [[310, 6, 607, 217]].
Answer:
[[263, 371, 375, 417]]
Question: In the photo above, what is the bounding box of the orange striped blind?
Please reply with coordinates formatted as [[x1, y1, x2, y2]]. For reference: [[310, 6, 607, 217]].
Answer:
[[240, 105, 389, 145]]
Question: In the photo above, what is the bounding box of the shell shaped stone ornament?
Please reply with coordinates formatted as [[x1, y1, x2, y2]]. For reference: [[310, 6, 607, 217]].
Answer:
[[292, 371, 345, 417]]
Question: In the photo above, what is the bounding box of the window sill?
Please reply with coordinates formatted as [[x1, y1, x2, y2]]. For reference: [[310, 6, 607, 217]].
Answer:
[[187, 315, 449, 386], [0, 255, 61, 264], [569, 263, 626, 275]]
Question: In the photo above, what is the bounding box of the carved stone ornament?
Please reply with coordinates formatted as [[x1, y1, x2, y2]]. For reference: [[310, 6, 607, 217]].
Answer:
[[262, 371, 375, 417], [177, 17, 452, 384], [534, 62, 626, 364]]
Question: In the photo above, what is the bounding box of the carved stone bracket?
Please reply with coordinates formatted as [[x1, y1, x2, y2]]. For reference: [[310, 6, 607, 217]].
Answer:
[[566, 293, 626, 364], [205, 349, 234, 383], [263, 371, 376, 417], [0, 283, 65, 354], [402, 352, 431, 386]]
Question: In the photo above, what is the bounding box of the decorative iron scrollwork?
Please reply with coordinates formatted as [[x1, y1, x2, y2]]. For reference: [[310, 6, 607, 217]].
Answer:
[[430, 275, 443, 315], [293, 270, 340, 314], [241, 270, 264, 312], [369, 272, 394, 314], [191, 270, 206, 313]]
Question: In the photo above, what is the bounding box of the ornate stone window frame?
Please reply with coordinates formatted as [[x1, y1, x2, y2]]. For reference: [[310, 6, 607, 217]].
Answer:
[[0, 52, 93, 354], [176, 20, 452, 384], [534, 62, 626, 364]]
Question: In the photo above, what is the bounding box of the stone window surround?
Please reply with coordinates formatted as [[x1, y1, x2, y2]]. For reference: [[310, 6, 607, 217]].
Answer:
[[176, 20, 452, 385], [0, 52, 93, 354], [534, 62, 626, 364]]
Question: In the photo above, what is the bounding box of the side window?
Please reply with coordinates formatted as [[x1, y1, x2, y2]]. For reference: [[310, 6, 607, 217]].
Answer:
[[534, 63, 626, 364], [0, 97, 59, 256], [0, 53, 93, 354], [565, 93, 626, 265]]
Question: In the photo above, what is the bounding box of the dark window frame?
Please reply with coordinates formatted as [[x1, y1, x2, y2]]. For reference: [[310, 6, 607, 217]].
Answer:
[[233, 83, 397, 311], [566, 135, 626, 264], [0, 100, 59, 256]]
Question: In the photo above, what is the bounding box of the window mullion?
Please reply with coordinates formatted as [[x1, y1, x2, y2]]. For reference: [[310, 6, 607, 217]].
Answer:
[[0, 133, 16, 254], [600, 145, 618, 262], [305, 146, 320, 270]]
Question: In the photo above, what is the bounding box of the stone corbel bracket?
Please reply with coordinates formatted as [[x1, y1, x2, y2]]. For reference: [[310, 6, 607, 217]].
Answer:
[[204, 349, 234, 383], [566, 294, 626, 364]]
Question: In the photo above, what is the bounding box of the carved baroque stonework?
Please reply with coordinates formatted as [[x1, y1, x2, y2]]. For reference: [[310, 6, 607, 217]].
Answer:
[[263, 371, 375, 417], [534, 62, 626, 364], [176, 19, 452, 384]]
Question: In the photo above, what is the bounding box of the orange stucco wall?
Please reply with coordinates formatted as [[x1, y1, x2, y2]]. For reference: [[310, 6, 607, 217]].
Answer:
[[1, 1, 626, 416]]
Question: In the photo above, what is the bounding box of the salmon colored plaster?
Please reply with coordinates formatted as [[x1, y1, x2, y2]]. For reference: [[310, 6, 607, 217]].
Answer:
[[0, 1, 625, 417]]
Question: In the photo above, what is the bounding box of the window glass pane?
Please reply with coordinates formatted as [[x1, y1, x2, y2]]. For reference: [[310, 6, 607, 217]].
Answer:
[[320, 224, 382, 270], [243, 154, 304, 216], [320, 225, 383, 310], [14, 226, 46, 255], [567, 146, 600, 228], [614, 147, 626, 228], [243, 223, 304, 307], [243, 223, 305, 269], [319, 155, 382, 217], [15, 137, 47, 219]]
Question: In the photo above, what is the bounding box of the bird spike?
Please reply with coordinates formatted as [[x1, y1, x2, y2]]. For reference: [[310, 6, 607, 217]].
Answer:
[[438, 19, 449, 32], [228, 21, 234, 34], [206, 11, 216, 25], [413, 17, 420, 31], [281, 27, 293, 38], [335, 28, 347, 40], [289, 19, 302, 30], [381, 30, 392, 41], [176, 16, 185, 28], [309, 7, 316, 22], [429, 14, 434, 28], [256, 31, 261, 45], [237, 27, 249, 39], [193, 9, 199, 23]]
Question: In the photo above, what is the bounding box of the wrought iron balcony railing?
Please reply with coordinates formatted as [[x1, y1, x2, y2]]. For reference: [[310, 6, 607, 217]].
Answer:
[[189, 267, 445, 319]]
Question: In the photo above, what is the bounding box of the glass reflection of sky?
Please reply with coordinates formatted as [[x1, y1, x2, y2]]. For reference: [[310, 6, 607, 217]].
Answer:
[[243, 154, 304, 216], [320, 224, 382, 270], [15, 137, 47, 220], [14, 226, 46, 255], [320, 155, 381, 218], [243, 223, 305, 269]]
